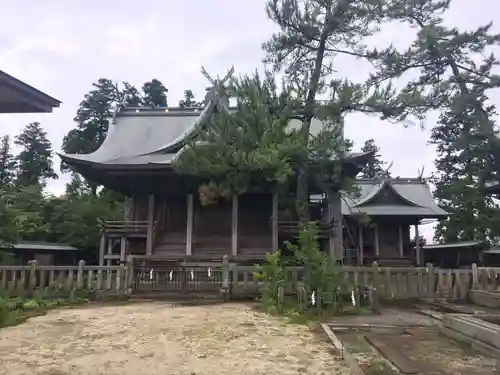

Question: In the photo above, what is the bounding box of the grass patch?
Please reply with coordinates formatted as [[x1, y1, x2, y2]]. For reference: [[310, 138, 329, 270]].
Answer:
[[0, 288, 92, 329]]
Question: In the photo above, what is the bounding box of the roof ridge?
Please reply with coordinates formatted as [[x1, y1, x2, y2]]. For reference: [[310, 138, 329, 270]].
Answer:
[[355, 178, 423, 207]]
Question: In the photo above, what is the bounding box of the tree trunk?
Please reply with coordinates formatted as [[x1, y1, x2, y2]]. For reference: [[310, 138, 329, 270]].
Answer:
[[296, 26, 329, 227]]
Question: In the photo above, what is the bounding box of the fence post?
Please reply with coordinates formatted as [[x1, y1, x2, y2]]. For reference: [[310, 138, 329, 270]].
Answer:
[[221, 255, 230, 301], [29, 260, 37, 290], [126, 255, 135, 291], [77, 260, 85, 289], [471, 263, 479, 290], [117, 262, 126, 293], [372, 261, 379, 292], [426, 262, 434, 299]]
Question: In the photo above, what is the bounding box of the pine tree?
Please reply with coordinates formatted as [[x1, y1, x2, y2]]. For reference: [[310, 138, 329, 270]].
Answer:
[[263, 0, 402, 224], [374, 0, 500, 242], [142, 79, 168, 107], [65, 173, 92, 197], [360, 139, 385, 178], [179, 89, 203, 108], [62, 78, 142, 194], [0, 135, 16, 188], [174, 72, 302, 202], [14, 122, 57, 187]]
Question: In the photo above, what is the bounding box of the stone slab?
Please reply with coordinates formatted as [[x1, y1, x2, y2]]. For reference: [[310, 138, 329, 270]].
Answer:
[[439, 326, 500, 361], [365, 334, 421, 374], [442, 313, 500, 350], [470, 290, 500, 309]]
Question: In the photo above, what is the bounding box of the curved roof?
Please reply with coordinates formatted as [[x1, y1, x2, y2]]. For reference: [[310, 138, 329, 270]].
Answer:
[[342, 177, 449, 218], [59, 90, 367, 169]]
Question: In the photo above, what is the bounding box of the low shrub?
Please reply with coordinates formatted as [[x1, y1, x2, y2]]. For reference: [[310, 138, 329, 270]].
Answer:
[[0, 288, 90, 328], [254, 223, 372, 322]]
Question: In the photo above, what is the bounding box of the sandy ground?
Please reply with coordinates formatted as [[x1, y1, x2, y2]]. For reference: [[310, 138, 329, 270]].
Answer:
[[0, 302, 352, 375]]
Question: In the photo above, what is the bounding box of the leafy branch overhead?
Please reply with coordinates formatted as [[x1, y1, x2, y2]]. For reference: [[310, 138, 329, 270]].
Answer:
[[174, 72, 304, 201], [369, 0, 500, 243]]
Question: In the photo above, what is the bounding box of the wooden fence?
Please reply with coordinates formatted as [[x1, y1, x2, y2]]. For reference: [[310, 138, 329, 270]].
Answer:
[[0, 261, 130, 296], [1, 260, 500, 301]]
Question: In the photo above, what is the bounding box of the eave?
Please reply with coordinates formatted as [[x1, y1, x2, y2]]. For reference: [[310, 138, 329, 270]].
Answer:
[[0, 70, 61, 113]]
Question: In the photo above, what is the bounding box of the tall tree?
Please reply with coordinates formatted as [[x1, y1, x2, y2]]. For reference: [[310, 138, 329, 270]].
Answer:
[[142, 79, 168, 107], [62, 79, 141, 194], [0, 135, 16, 188], [65, 173, 92, 197], [174, 72, 302, 204], [360, 138, 385, 178], [263, 0, 400, 224], [14, 122, 57, 187], [179, 89, 203, 108], [373, 0, 500, 242]]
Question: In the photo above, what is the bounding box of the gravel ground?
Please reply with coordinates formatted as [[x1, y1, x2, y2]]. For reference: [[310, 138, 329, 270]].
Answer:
[[0, 302, 353, 375]]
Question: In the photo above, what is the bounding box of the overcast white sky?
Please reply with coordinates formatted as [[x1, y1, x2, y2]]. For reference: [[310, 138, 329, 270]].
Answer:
[[1, 0, 499, 240]]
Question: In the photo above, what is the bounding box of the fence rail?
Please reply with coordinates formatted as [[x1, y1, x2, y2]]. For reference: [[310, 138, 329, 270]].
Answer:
[[0, 260, 499, 301]]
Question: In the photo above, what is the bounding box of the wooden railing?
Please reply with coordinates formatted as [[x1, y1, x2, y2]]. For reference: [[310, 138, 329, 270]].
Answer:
[[100, 220, 149, 236], [277, 221, 329, 237], [1, 260, 499, 302], [0, 261, 130, 295]]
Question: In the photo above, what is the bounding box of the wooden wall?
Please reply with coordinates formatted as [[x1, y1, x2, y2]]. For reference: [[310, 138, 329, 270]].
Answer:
[[136, 193, 274, 259], [151, 196, 187, 257], [192, 196, 232, 256], [238, 193, 273, 258]]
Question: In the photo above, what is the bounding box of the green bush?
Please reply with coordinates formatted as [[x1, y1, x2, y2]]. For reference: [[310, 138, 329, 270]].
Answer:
[[0, 298, 9, 326], [254, 223, 346, 318]]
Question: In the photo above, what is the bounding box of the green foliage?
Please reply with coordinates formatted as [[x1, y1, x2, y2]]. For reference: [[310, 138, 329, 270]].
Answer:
[[371, 0, 500, 242], [0, 135, 16, 189], [61, 78, 142, 191], [360, 139, 386, 179], [0, 291, 89, 328], [253, 250, 286, 311], [14, 122, 57, 188], [0, 188, 18, 249], [174, 71, 303, 199], [179, 89, 204, 108], [46, 193, 123, 250], [262, 0, 415, 223], [61, 78, 168, 193], [287, 224, 341, 310], [254, 224, 344, 318], [142, 79, 168, 107]]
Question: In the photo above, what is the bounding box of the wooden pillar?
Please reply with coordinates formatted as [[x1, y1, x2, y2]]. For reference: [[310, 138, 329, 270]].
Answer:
[[106, 238, 113, 266], [415, 220, 421, 265], [120, 235, 126, 263], [231, 195, 239, 256], [398, 223, 404, 258], [374, 223, 380, 257], [186, 194, 194, 255], [272, 193, 279, 251], [124, 197, 133, 221], [99, 234, 105, 266], [327, 190, 343, 262], [358, 225, 364, 266], [146, 194, 155, 256]]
